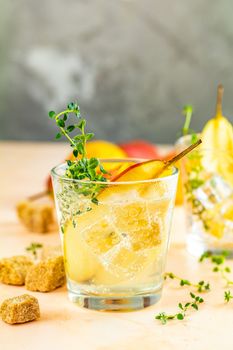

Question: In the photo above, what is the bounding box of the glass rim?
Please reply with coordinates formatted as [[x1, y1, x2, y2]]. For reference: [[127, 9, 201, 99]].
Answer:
[[51, 159, 179, 185]]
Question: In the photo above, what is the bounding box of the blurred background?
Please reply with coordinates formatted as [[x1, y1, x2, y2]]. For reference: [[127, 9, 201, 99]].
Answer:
[[0, 0, 233, 144]]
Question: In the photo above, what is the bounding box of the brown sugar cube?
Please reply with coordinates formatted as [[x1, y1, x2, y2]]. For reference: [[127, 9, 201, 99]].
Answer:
[[0, 294, 40, 325], [0, 256, 33, 286], [25, 256, 65, 292], [16, 200, 56, 233]]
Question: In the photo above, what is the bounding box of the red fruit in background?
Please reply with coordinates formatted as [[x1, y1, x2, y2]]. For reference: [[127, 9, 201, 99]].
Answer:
[[119, 140, 160, 159]]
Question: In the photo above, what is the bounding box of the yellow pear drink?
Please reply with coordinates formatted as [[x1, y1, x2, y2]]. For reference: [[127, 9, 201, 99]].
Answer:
[[50, 102, 198, 311], [177, 85, 233, 256]]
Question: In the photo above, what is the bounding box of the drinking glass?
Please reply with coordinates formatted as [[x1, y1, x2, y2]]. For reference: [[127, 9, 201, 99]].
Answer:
[[177, 136, 233, 257], [51, 159, 178, 311]]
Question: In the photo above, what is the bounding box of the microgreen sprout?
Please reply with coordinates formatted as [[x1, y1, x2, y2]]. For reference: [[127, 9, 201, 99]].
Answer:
[[182, 105, 193, 136], [26, 242, 43, 259]]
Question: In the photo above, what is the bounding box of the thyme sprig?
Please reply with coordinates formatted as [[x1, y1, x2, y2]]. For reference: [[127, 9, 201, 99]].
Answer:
[[155, 292, 204, 325], [156, 272, 207, 325], [49, 102, 109, 204], [164, 272, 210, 292]]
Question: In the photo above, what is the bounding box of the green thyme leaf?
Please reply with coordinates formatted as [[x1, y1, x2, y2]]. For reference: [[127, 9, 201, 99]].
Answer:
[[67, 125, 75, 133], [73, 149, 78, 157], [91, 197, 99, 205], [57, 119, 65, 127], [224, 290, 233, 303], [49, 111, 56, 118], [177, 313, 184, 320], [86, 133, 94, 141], [55, 133, 62, 139]]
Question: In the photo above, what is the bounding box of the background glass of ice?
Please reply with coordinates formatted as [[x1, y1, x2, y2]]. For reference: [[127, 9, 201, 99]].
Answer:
[[51, 159, 178, 311], [176, 136, 233, 257]]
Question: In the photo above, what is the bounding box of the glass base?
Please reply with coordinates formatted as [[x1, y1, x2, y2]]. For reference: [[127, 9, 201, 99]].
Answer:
[[68, 289, 162, 311]]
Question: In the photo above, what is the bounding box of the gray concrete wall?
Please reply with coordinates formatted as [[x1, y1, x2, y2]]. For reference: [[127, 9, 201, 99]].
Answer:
[[0, 0, 233, 144]]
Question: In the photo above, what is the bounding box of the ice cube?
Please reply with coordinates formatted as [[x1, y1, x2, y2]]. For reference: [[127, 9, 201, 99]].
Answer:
[[194, 175, 232, 210]]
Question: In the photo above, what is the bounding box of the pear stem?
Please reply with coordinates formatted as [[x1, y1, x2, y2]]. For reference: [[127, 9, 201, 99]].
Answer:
[[167, 139, 202, 166], [155, 139, 202, 176], [216, 84, 224, 117]]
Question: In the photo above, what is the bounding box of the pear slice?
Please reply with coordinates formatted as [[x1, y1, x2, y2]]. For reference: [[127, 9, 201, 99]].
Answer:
[[63, 220, 99, 283], [112, 140, 201, 181], [99, 140, 201, 201]]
